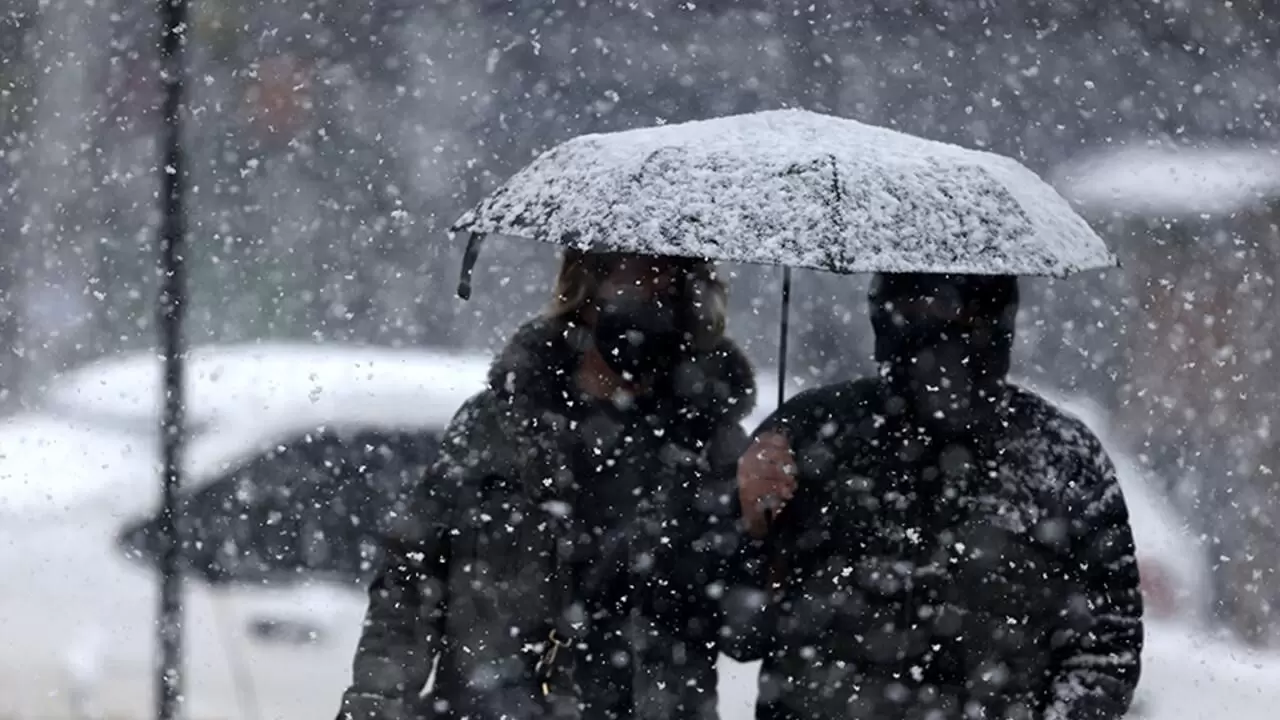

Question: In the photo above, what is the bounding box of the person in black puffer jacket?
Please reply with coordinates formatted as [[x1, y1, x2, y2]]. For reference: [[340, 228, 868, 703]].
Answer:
[[725, 272, 1144, 720], [338, 249, 756, 720]]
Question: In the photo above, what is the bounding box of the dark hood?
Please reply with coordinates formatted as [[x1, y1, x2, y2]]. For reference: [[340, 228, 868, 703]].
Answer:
[[869, 273, 1019, 434], [870, 273, 1019, 378]]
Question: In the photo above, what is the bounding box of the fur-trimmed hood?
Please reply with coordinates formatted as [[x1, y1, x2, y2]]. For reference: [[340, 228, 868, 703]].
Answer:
[[486, 317, 757, 434]]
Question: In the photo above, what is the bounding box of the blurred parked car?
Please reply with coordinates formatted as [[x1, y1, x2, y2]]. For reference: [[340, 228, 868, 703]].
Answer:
[[40, 342, 489, 435], [0, 344, 1269, 719], [1, 344, 488, 720]]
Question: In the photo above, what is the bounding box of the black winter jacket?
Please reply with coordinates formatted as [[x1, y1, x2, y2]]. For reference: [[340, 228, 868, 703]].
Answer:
[[723, 379, 1144, 720], [338, 318, 757, 720]]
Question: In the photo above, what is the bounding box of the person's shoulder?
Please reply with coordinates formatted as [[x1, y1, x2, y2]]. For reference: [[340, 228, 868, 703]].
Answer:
[[765, 377, 883, 435], [1004, 386, 1114, 479], [390, 388, 507, 535], [1006, 388, 1103, 445], [447, 387, 503, 434], [435, 387, 513, 479], [783, 376, 885, 409]]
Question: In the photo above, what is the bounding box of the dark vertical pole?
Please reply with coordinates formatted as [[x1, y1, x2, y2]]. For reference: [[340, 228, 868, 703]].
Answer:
[[156, 0, 188, 718]]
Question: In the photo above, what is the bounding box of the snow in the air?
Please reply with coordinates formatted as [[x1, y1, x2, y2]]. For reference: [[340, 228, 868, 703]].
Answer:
[[4, 3, 1280, 720], [454, 109, 1116, 277]]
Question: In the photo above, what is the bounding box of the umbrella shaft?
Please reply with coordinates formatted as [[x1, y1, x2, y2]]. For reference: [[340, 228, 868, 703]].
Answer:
[[777, 266, 791, 409]]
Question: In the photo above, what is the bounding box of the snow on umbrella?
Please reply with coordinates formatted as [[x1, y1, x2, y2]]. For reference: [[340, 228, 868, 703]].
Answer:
[[452, 108, 1116, 405], [452, 108, 1115, 290]]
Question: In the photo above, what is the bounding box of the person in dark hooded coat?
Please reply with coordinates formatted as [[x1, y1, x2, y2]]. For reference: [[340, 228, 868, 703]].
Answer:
[[337, 250, 757, 720], [722, 273, 1144, 720]]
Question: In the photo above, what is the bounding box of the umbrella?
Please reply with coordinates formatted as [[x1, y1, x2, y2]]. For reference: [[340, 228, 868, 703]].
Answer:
[[452, 108, 1115, 407]]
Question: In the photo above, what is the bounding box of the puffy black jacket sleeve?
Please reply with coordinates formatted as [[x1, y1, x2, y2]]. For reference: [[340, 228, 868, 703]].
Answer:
[[338, 516, 450, 720], [1047, 433, 1145, 720], [718, 530, 772, 663], [716, 390, 827, 663], [337, 395, 492, 720]]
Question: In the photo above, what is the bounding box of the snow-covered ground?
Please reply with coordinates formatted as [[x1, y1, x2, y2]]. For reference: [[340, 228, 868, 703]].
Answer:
[[1134, 621, 1280, 720]]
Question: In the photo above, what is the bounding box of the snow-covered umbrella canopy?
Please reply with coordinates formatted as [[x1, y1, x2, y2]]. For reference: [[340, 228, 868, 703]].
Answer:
[[452, 108, 1115, 292]]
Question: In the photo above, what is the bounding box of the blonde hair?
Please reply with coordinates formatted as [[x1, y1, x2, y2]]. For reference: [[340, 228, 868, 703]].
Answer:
[[546, 249, 728, 351]]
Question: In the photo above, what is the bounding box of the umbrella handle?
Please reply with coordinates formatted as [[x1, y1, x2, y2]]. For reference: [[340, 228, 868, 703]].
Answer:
[[457, 232, 486, 300]]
